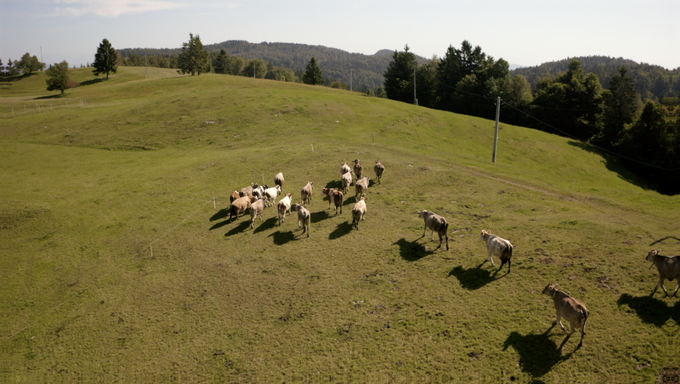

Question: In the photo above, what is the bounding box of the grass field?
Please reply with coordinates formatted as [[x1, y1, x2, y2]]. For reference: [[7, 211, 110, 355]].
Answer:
[[2, 67, 679, 383]]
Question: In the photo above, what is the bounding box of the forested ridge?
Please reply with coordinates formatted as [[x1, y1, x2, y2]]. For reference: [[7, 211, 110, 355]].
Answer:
[[513, 56, 680, 100], [117, 40, 428, 91]]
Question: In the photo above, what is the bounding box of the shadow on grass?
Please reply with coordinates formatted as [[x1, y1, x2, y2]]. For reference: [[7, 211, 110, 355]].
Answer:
[[268, 230, 296, 245], [502, 326, 575, 378], [210, 209, 230, 222], [329, 221, 353, 240], [393, 238, 433, 261], [224, 220, 250, 237], [448, 262, 507, 290], [617, 293, 679, 326], [344, 196, 356, 205], [566, 141, 669, 194], [311, 210, 330, 223], [79, 78, 106, 86], [253, 217, 278, 234], [34, 94, 65, 100], [324, 180, 343, 190]]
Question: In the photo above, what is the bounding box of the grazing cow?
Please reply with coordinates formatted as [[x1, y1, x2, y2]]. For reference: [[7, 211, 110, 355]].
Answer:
[[646, 249, 680, 297], [263, 185, 281, 207], [352, 197, 367, 230], [277, 193, 293, 225], [252, 184, 268, 199], [301, 181, 314, 205], [274, 172, 284, 190], [239, 183, 259, 198], [374, 160, 385, 184], [229, 190, 240, 203], [321, 187, 344, 214], [542, 283, 589, 346], [353, 159, 364, 179], [294, 203, 311, 237], [417, 210, 449, 251], [230, 195, 257, 221], [341, 162, 352, 176], [355, 176, 369, 199], [479, 230, 513, 272], [341, 171, 352, 194], [249, 198, 266, 229]]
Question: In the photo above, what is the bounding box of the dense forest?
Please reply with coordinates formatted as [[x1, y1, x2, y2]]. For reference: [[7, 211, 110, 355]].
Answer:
[[383, 43, 679, 194], [117, 40, 429, 92], [513, 56, 680, 101]]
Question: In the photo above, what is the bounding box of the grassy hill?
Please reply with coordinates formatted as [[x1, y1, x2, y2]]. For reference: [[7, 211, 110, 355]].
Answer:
[[2, 68, 679, 383]]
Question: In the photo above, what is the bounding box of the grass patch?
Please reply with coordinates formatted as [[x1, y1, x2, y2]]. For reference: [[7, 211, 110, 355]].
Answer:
[[3, 67, 679, 382]]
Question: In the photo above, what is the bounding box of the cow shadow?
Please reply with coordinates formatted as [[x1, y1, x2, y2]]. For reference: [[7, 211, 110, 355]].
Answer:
[[368, 179, 377, 188], [393, 238, 434, 261], [329, 222, 353, 240], [311, 210, 332, 223], [344, 196, 357, 205], [502, 326, 575, 379], [209, 209, 232, 231], [617, 293, 679, 327], [224, 219, 250, 237], [324, 180, 343, 189], [448, 262, 506, 290], [253, 217, 278, 234], [268, 230, 296, 245]]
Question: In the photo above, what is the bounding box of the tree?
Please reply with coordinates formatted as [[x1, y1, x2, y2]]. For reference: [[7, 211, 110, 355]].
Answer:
[[177, 33, 210, 76], [243, 58, 268, 78], [46, 61, 70, 95], [383, 45, 417, 103], [17, 53, 44, 74], [303, 57, 324, 85], [212, 49, 230, 74], [593, 66, 638, 148], [92, 39, 118, 79]]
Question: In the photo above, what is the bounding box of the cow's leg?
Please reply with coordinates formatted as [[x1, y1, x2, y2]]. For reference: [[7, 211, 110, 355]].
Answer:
[[660, 277, 670, 296], [556, 314, 566, 333], [673, 282, 680, 297], [431, 230, 435, 242], [487, 250, 495, 266]]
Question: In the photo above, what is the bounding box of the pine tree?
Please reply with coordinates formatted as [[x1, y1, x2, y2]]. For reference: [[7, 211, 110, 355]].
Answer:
[[303, 57, 324, 85], [593, 66, 638, 148], [177, 33, 210, 76], [46, 61, 70, 95], [93, 39, 118, 79], [383, 45, 417, 103]]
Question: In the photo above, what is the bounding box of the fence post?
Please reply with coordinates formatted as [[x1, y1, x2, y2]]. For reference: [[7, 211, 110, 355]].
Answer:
[[492, 97, 501, 163]]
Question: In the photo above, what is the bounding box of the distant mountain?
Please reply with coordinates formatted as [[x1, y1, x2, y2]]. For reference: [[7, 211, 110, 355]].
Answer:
[[119, 41, 429, 91], [511, 56, 680, 99]]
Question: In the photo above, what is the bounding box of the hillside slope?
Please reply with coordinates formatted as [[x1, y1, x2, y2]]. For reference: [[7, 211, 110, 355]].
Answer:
[[3, 68, 679, 383]]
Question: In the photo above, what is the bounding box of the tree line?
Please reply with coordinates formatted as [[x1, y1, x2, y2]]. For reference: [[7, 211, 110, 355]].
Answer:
[[383, 42, 679, 194]]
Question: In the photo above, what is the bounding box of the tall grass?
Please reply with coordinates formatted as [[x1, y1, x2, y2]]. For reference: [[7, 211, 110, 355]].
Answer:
[[3, 67, 678, 383]]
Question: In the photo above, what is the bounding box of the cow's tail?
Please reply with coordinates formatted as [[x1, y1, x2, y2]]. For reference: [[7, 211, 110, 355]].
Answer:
[[580, 308, 589, 336]]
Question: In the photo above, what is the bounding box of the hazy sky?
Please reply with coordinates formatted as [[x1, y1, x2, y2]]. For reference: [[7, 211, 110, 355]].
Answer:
[[2, 0, 678, 70]]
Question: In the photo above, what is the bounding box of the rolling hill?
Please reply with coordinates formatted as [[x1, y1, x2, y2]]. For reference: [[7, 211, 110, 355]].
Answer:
[[3, 68, 679, 382]]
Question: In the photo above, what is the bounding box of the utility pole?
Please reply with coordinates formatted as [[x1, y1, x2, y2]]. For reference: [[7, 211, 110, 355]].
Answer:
[[413, 66, 418, 105], [492, 97, 501, 163]]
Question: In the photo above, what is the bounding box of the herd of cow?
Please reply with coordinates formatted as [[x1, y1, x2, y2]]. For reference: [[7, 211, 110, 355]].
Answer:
[[224, 159, 680, 348]]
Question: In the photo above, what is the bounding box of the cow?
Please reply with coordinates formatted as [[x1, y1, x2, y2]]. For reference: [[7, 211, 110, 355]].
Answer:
[[353, 159, 363, 179], [239, 182, 259, 198], [230, 195, 257, 221], [341, 171, 352, 194], [229, 190, 240, 203], [479, 230, 513, 272], [352, 197, 367, 230], [252, 184, 268, 199], [417, 210, 449, 251], [277, 193, 293, 225], [374, 160, 385, 184], [542, 283, 589, 347], [301, 181, 314, 205], [355, 176, 369, 199], [646, 249, 680, 297], [263, 185, 281, 207], [341, 162, 352, 176], [249, 198, 266, 229], [321, 187, 343, 214], [294, 203, 311, 237], [274, 172, 284, 190]]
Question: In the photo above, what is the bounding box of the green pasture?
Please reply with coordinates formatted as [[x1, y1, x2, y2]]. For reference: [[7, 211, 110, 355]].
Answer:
[[2, 68, 678, 383]]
